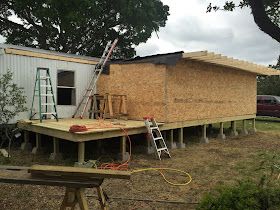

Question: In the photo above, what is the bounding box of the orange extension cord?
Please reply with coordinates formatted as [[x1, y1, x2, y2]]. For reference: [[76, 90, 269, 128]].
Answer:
[[69, 122, 131, 170], [98, 127, 131, 171], [69, 121, 192, 186]]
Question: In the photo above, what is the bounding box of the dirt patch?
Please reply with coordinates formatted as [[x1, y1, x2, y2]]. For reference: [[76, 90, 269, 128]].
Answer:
[[0, 132, 280, 209]]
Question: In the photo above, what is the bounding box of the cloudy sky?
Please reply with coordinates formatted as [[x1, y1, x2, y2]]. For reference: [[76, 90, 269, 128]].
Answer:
[[136, 0, 280, 66], [1, 0, 279, 66]]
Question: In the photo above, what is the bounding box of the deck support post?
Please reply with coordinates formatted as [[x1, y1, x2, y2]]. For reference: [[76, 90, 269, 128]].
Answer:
[[49, 137, 62, 160], [166, 129, 177, 149], [217, 122, 226, 140], [146, 134, 154, 154], [251, 118, 257, 133], [20, 131, 32, 151], [177, 128, 186, 148], [120, 136, 129, 161], [230, 121, 238, 137], [241, 120, 248, 135], [200, 125, 209, 143], [31, 133, 43, 154], [78, 142, 85, 164]]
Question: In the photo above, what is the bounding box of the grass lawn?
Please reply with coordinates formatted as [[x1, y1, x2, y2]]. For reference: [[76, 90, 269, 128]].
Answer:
[[0, 118, 280, 209]]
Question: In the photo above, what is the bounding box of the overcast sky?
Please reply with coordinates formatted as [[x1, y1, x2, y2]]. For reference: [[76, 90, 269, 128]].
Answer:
[[136, 0, 280, 66], [1, 0, 279, 66]]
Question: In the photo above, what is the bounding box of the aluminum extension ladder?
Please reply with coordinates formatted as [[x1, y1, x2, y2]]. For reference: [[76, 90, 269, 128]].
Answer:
[[72, 39, 118, 118], [30, 68, 58, 123], [144, 117, 171, 160]]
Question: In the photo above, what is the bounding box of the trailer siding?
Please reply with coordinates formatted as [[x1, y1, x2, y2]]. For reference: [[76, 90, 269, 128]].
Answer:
[[0, 53, 94, 122]]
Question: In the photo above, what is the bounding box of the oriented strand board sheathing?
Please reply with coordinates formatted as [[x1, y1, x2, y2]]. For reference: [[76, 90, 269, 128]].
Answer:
[[97, 60, 257, 123], [166, 60, 256, 122], [98, 64, 167, 121]]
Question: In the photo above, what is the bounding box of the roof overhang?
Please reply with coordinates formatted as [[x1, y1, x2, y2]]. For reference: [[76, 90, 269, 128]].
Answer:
[[0, 44, 98, 65], [183, 51, 280, 76]]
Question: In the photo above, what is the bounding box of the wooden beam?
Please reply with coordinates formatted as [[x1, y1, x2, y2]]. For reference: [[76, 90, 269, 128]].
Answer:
[[29, 165, 131, 180], [217, 122, 226, 140], [161, 114, 256, 131], [200, 125, 209, 143], [230, 121, 238, 137], [177, 128, 185, 148], [183, 51, 208, 58], [61, 188, 89, 210], [167, 129, 177, 149], [182, 51, 280, 76], [240, 120, 248, 135], [31, 133, 43, 154], [20, 131, 32, 151], [96, 187, 108, 210], [49, 137, 62, 160], [251, 118, 257, 133], [78, 142, 85, 164], [120, 136, 127, 161], [5, 48, 98, 65]]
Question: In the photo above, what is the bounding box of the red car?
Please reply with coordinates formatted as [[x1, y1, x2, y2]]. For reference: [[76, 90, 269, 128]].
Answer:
[[257, 95, 280, 117]]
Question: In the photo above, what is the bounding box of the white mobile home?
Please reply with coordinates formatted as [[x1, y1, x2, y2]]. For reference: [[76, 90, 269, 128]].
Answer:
[[0, 44, 98, 122]]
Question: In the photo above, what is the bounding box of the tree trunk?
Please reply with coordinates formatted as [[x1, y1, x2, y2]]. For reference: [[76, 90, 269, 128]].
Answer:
[[248, 0, 280, 43]]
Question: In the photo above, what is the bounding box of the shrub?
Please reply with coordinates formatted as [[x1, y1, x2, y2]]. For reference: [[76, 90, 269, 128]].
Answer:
[[0, 70, 27, 148], [197, 180, 280, 210], [197, 153, 280, 210]]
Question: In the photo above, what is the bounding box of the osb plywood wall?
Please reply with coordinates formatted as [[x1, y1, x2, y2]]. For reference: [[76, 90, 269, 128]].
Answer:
[[97, 63, 167, 121], [97, 60, 257, 123], [165, 60, 256, 122]]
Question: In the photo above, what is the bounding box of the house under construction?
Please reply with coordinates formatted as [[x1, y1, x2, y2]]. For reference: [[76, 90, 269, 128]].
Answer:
[[1, 44, 279, 162]]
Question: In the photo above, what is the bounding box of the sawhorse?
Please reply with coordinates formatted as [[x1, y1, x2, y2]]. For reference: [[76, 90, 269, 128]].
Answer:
[[0, 165, 131, 209]]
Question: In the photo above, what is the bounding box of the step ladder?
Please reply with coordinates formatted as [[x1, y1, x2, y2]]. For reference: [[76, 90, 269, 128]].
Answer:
[[144, 117, 171, 160], [30, 68, 58, 123], [72, 39, 118, 119]]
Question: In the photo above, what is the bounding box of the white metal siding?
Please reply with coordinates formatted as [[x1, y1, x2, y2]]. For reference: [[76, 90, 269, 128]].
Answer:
[[0, 53, 94, 123]]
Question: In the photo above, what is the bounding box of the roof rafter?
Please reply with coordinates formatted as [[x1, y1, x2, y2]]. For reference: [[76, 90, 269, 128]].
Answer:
[[183, 51, 280, 75]]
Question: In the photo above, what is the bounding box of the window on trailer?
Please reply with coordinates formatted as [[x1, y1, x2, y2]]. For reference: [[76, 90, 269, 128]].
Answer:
[[57, 70, 76, 105]]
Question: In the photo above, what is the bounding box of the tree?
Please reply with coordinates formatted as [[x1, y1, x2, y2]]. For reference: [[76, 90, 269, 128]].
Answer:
[[207, 0, 280, 43], [0, 71, 27, 148], [0, 0, 169, 58], [257, 55, 280, 95]]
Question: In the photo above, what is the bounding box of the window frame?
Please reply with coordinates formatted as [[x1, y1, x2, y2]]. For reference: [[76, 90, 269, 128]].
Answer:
[[57, 69, 76, 106]]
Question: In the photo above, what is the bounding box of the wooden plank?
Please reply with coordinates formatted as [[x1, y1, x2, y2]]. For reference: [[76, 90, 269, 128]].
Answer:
[[182, 51, 280, 76], [29, 165, 131, 180], [182, 51, 208, 58], [107, 94, 114, 117], [161, 115, 256, 130], [78, 142, 85, 163], [187, 56, 280, 76], [5, 48, 97, 65], [0, 167, 103, 187]]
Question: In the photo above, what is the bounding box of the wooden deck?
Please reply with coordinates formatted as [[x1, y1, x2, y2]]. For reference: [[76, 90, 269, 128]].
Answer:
[[18, 114, 256, 142], [17, 115, 256, 163], [18, 118, 148, 142]]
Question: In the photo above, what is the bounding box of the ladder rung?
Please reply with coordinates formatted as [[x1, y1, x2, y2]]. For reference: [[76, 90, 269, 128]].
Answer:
[[154, 137, 163, 141], [157, 148, 168, 152], [40, 76, 50, 79], [150, 127, 158, 130], [41, 85, 52, 87], [41, 94, 53, 96], [41, 103, 55, 106], [41, 112, 56, 115]]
